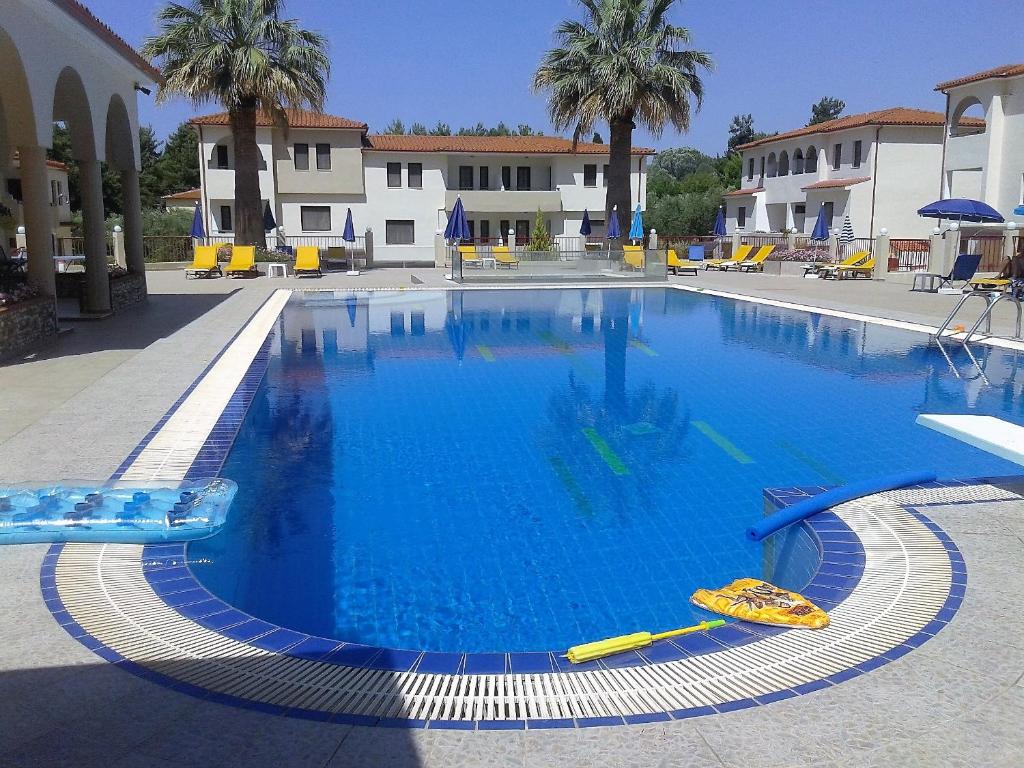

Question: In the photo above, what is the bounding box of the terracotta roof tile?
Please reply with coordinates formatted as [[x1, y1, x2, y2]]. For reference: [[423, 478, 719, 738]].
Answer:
[[736, 108, 974, 151], [55, 1, 162, 82], [723, 187, 764, 197], [191, 109, 368, 130], [936, 63, 1024, 91], [802, 176, 871, 190], [161, 188, 201, 201], [366, 134, 655, 155]]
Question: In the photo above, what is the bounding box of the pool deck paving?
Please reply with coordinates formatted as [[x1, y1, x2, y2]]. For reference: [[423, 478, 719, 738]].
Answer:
[[1, 266, 1023, 766]]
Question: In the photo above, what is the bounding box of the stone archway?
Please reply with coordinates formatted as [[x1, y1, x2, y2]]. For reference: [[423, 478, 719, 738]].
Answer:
[[950, 96, 986, 138], [105, 93, 146, 283]]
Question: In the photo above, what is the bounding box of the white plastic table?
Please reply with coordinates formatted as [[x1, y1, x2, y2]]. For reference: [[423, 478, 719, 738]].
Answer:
[[266, 263, 288, 278]]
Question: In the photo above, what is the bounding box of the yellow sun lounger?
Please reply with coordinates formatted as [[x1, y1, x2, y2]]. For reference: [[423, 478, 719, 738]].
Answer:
[[224, 245, 257, 277], [623, 245, 644, 271], [667, 249, 700, 276], [493, 246, 519, 269], [730, 244, 776, 272], [807, 251, 868, 277], [294, 246, 322, 277], [834, 258, 875, 279], [458, 244, 482, 268], [968, 274, 1010, 291], [704, 244, 753, 270], [185, 245, 222, 279]]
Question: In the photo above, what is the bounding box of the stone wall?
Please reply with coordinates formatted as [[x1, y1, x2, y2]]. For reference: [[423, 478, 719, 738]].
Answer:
[[110, 272, 147, 313], [0, 297, 58, 362]]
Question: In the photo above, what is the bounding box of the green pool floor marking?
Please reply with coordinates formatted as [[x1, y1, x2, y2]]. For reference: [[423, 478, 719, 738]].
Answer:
[[582, 428, 630, 475], [692, 421, 754, 464], [780, 441, 845, 485], [538, 330, 573, 354], [549, 457, 593, 514], [628, 339, 658, 356], [476, 344, 496, 362]]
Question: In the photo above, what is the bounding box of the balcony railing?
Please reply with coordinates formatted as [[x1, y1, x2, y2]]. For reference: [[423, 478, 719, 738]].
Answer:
[[888, 239, 928, 272]]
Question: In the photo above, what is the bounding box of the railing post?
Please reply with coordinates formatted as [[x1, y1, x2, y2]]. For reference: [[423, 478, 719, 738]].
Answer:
[[1004, 223, 1018, 262], [434, 229, 446, 268], [829, 235, 839, 260], [786, 228, 797, 252], [731, 230, 741, 257], [873, 230, 890, 280], [509, 229, 517, 253], [364, 228, 374, 268], [648, 228, 658, 252], [927, 229, 944, 273]]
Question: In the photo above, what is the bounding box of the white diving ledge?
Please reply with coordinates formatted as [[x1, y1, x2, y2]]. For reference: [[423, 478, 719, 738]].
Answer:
[[916, 414, 1024, 467]]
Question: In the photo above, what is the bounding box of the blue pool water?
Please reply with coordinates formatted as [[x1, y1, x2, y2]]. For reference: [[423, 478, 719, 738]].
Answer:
[[190, 288, 1023, 653]]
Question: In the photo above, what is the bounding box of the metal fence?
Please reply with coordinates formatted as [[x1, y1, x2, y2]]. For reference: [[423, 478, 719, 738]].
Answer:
[[963, 235, 1008, 273], [451, 246, 668, 283], [660, 235, 730, 259], [888, 238, 929, 272], [56, 237, 114, 260], [142, 236, 193, 263], [740, 233, 788, 250]]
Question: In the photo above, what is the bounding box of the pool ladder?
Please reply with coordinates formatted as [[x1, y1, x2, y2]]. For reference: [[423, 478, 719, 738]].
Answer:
[[934, 289, 1023, 344]]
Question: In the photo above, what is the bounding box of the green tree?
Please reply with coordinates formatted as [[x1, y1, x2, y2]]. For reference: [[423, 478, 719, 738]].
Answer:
[[651, 147, 713, 180], [517, 124, 535, 136], [429, 121, 452, 136], [534, 0, 712, 247], [808, 97, 845, 126], [383, 118, 406, 135], [137, 126, 164, 210], [409, 122, 428, 135], [727, 113, 755, 151], [527, 208, 552, 251], [457, 122, 488, 136], [715, 151, 742, 189], [157, 122, 200, 194], [144, 0, 330, 246], [592, 131, 604, 143]]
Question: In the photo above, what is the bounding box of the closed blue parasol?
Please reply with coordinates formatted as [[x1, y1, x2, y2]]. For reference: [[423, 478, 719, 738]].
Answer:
[[580, 209, 592, 236], [713, 206, 726, 237], [629, 204, 644, 241], [263, 202, 277, 231], [607, 206, 621, 239], [343, 208, 356, 242], [811, 203, 830, 241], [444, 196, 470, 241], [190, 203, 205, 239], [918, 198, 1004, 223]]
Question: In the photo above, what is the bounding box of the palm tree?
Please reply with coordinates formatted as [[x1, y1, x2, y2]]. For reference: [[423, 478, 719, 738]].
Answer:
[[534, 0, 711, 245], [144, 0, 330, 247]]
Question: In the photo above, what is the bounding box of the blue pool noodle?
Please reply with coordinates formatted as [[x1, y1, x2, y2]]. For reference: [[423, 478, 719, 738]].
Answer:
[[746, 471, 937, 542]]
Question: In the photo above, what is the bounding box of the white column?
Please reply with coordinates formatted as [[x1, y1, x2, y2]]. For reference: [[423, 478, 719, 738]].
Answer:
[[927, 229, 945, 273], [17, 145, 56, 297], [121, 166, 146, 275], [79, 159, 110, 313], [873, 230, 890, 280], [983, 95, 1006, 205]]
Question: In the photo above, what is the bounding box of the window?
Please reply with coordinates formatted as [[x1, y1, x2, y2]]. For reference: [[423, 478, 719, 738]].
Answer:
[[824, 201, 835, 227], [793, 149, 804, 174], [852, 140, 863, 169], [219, 205, 232, 232], [515, 219, 530, 244], [294, 143, 309, 171], [316, 143, 331, 170], [501, 166, 511, 190], [737, 206, 746, 229], [459, 165, 473, 190], [500, 219, 510, 239], [215, 145, 229, 169], [386, 220, 415, 245], [747, 158, 754, 180], [603, 164, 610, 187], [300, 206, 332, 231], [832, 143, 842, 170], [759, 156, 765, 177], [467, 220, 475, 240], [479, 220, 490, 242], [584, 164, 597, 187], [50, 180, 59, 206], [805, 146, 818, 174], [479, 166, 489, 190], [387, 162, 401, 188], [517, 166, 531, 191], [408, 163, 422, 189], [795, 204, 806, 216], [778, 151, 790, 176]]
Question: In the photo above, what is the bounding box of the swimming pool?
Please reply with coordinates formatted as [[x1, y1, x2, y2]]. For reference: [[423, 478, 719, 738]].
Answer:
[[189, 287, 1021, 654]]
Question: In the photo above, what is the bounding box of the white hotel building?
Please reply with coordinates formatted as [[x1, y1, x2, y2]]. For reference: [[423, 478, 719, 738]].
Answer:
[[192, 110, 651, 264], [724, 108, 982, 240]]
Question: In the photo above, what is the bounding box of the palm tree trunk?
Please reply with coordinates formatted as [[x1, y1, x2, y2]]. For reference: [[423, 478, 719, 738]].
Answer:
[[230, 102, 263, 247], [606, 115, 635, 252]]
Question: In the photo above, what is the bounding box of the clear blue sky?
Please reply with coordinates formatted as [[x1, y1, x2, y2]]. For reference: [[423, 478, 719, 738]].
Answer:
[[88, 0, 1020, 155]]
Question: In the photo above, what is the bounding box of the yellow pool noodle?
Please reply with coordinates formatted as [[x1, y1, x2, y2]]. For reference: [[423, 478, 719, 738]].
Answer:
[[566, 620, 726, 663]]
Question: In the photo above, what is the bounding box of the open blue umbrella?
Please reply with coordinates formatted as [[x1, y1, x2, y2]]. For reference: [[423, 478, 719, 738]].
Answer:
[[580, 209, 592, 237], [628, 204, 645, 242], [190, 203, 205, 239], [263, 202, 277, 232], [713, 206, 726, 237], [918, 198, 1004, 224], [811, 203, 830, 241], [343, 208, 356, 242], [607, 206, 621, 240], [444, 196, 470, 241], [1014, 205, 1024, 216]]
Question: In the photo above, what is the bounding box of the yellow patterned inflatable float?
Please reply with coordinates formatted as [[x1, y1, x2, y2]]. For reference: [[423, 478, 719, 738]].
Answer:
[[690, 578, 829, 629]]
